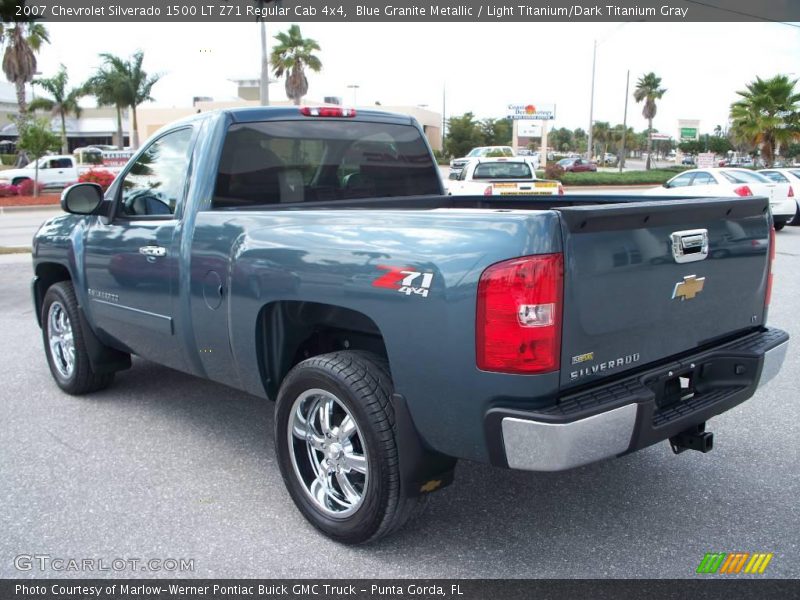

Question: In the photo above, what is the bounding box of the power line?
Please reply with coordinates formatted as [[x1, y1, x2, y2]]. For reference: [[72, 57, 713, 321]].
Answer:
[[683, 0, 800, 28]]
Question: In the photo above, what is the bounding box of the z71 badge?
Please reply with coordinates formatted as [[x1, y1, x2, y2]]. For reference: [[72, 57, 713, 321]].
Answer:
[[372, 265, 434, 298]]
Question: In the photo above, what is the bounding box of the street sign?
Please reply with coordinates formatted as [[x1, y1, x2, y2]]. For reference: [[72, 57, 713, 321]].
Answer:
[[507, 103, 555, 120], [650, 132, 671, 140]]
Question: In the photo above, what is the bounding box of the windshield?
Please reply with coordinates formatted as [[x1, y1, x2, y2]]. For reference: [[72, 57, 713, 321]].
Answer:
[[213, 120, 441, 208], [467, 148, 484, 157], [557, 159, 573, 166], [472, 162, 532, 180]]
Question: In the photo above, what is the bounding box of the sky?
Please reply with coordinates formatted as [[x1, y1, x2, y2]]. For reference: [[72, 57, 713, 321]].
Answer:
[[36, 20, 800, 137]]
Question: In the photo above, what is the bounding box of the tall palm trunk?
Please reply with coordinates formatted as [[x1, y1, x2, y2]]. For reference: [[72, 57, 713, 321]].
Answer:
[[131, 105, 140, 149], [115, 104, 124, 148], [59, 110, 68, 154], [645, 118, 653, 170], [15, 81, 27, 117]]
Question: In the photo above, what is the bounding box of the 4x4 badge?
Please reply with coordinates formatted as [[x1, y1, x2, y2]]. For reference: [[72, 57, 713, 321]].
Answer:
[[372, 266, 434, 298]]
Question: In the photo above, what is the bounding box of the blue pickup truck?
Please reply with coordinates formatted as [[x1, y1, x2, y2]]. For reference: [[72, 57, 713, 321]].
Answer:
[[32, 107, 788, 543]]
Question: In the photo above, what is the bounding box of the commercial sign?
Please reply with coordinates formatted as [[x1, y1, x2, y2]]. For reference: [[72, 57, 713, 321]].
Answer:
[[680, 127, 698, 141], [650, 132, 671, 140], [507, 103, 555, 120], [517, 121, 543, 137], [697, 152, 716, 168]]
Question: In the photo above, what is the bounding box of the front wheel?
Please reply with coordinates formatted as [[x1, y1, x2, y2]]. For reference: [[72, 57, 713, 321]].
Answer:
[[42, 281, 114, 394], [774, 221, 786, 231], [274, 351, 425, 544]]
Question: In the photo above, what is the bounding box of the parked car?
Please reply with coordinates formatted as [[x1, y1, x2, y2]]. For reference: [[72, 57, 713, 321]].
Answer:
[[759, 168, 800, 226], [447, 157, 562, 196], [602, 153, 618, 166], [556, 157, 597, 172], [32, 107, 788, 543], [449, 146, 515, 173], [646, 168, 795, 230], [0, 155, 79, 189], [682, 155, 696, 166]]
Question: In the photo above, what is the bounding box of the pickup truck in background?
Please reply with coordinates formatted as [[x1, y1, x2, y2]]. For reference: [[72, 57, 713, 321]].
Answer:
[[32, 107, 788, 543], [0, 150, 133, 190], [446, 157, 562, 196]]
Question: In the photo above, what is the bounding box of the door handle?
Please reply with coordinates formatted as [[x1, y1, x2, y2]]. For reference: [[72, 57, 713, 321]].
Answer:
[[139, 245, 167, 257]]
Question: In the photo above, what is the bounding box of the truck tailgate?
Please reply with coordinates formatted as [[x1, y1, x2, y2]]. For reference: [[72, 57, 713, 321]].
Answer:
[[557, 197, 771, 389]]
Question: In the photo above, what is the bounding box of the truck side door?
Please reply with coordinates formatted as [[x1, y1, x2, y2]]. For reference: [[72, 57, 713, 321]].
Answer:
[[82, 127, 195, 371]]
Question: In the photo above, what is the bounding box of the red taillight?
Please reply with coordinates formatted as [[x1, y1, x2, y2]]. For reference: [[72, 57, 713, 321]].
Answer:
[[789, 186, 795, 198], [734, 185, 753, 197], [299, 106, 356, 118], [766, 226, 775, 306], [476, 253, 563, 374], [557, 183, 564, 195], [484, 185, 493, 196]]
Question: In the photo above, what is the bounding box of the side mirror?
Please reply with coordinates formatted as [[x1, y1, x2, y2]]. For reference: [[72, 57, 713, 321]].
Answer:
[[61, 183, 104, 215], [663, 182, 670, 188]]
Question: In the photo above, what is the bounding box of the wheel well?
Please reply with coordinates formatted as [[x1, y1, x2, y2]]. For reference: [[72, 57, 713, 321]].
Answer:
[[11, 177, 30, 186], [33, 263, 72, 326], [257, 301, 388, 399]]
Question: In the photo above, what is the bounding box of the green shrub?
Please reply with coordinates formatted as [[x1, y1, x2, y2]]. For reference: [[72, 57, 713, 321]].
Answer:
[[544, 163, 565, 181], [0, 154, 16, 166]]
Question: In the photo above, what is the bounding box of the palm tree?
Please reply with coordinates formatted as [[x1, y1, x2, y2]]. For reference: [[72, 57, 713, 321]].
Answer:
[[86, 66, 129, 149], [592, 121, 611, 161], [730, 75, 800, 167], [634, 72, 667, 170], [0, 22, 49, 118], [29, 65, 84, 154], [270, 25, 322, 105], [95, 51, 160, 149]]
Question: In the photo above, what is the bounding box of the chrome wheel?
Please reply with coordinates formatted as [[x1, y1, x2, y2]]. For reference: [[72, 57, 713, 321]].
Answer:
[[287, 389, 369, 517], [47, 301, 75, 379]]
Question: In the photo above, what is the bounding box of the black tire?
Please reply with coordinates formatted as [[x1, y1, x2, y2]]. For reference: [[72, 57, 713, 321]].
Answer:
[[774, 221, 786, 231], [789, 204, 800, 226], [41, 281, 115, 395], [274, 351, 425, 544]]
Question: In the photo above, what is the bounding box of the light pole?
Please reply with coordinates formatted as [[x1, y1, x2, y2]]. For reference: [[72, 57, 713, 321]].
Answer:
[[619, 69, 630, 172], [347, 84, 360, 106], [257, 1, 271, 106], [586, 39, 597, 162]]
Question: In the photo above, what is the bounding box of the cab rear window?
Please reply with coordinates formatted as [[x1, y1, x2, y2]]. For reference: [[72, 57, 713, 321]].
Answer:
[[212, 120, 440, 208], [472, 162, 532, 180]]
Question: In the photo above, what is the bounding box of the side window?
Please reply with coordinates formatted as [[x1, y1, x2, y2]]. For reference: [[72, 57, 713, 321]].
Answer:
[[691, 172, 715, 186], [667, 173, 694, 188], [118, 128, 193, 217], [51, 158, 72, 169]]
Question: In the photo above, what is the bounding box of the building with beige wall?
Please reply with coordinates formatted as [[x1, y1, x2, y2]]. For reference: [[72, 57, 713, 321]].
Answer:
[[137, 88, 443, 151]]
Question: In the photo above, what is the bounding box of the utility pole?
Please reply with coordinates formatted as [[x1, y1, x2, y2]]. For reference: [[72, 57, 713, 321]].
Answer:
[[442, 84, 447, 153], [620, 69, 629, 172], [586, 39, 597, 161]]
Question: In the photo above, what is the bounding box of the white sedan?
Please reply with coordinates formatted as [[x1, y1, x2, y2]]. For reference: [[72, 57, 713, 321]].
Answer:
[[447, 157, 562, 196], [758, 168, 800, 226], [646, 168, 795, 230]]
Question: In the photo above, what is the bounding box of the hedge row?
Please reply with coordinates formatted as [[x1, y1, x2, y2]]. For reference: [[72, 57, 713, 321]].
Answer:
[[534, 168, 688, 186]]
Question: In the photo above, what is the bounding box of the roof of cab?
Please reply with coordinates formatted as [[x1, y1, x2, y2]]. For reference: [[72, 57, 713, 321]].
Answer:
[[223, 105, 415, 125]]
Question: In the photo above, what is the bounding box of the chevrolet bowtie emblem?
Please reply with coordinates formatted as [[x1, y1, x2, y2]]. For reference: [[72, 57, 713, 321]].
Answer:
[[672, 274, 706, 301]]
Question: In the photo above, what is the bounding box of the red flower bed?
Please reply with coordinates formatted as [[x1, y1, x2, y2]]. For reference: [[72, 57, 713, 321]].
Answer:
[[79, 168, 116, 190]]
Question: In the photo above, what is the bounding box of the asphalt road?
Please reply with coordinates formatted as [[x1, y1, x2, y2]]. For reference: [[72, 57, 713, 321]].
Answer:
[[1, 230, 799, 579]]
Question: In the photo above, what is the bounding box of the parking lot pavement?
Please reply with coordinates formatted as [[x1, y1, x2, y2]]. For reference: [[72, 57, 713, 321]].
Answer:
[[1, 230, 799, 579], [0, 206, 61, 249]]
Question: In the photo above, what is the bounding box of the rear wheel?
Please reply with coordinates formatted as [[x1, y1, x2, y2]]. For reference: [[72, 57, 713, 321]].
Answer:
[[274, 351, 425, 544], [789, 205, 800, 226], [42, 282, 115, 394], [774, 221, 786, 231]]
